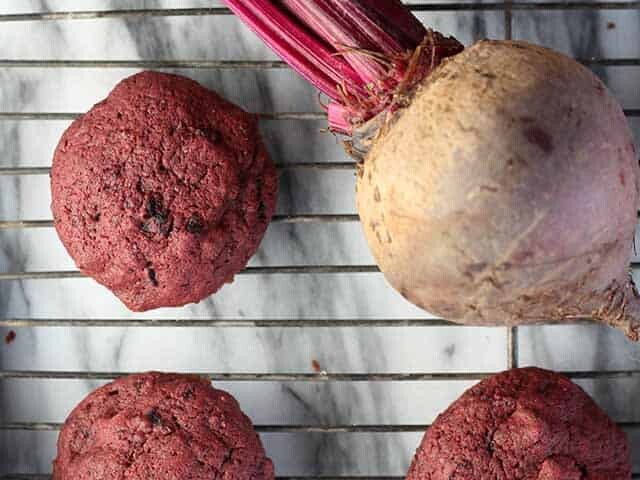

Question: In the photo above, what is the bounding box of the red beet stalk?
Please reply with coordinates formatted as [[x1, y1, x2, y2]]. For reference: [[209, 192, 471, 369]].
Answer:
[[224, 0, 463, 134]]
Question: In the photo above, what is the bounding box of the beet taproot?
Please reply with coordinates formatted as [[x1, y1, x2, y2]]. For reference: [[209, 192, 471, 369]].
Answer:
[[357, 40, 640, 338], [225, 1, 639, 339]]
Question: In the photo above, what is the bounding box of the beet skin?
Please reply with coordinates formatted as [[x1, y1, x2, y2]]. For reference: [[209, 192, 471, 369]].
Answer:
[[357, 41, 640, 339]]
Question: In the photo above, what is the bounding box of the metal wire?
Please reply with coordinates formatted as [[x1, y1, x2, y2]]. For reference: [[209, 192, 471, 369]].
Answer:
[[0, 422, 432, 432], [0, 318, 460, 328], [1, 58, 638, 68], [0, 2, 639, 23], [5, 474, 639, 480], [0, 215, 360, 230], [0, 163, 357, 176], [1, 110, 639, 121], [0, 477, 409, 480], [5, 476, 404, 480], [0, 318, 600, 328], [2, 3, 639, 478], [0, 265, 382, 281], [1, 370, 638, 381], [0, 111, 328, 121]]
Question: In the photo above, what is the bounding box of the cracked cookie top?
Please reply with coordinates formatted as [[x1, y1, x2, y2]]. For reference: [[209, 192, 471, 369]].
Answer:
[[53, 372, 274, 480], [51, 71, 278, 311], [407, 367, 630, 480]]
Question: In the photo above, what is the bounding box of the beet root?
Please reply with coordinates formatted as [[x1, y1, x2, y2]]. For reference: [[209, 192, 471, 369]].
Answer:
[[357, 40, 640, 339]]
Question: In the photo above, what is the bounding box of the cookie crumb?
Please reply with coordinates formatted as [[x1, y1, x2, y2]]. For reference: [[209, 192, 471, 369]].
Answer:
[[4, 330, 16, 344], [311, 359, 322, 373]]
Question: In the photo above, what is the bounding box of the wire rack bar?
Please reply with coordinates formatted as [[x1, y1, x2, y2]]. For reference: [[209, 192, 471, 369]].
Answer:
[[0, 215, 360, 230], [0, 422, 435, 433], [0, 318, 592, 328], [1, 111, 638, 121], [0, 59, 288, 69], [504, 0, 518, 373], [1, 3, 640, 22], [1, 370, 637, 381], [0, 266, 380, 281], [0, 112, 327, 121], [1, 159, 640, 177], [5, 468, 636, 480], [0, 163, 357, 176], [2, 477, 406, 480], [4, 210, 640, 229], [2, 421, 638, 432], [0, 220, 52, 229], [0, 167, 51, 175], [0, 318, 460, 328], [9, 263, 640, 280], [0, 477, 406, 480], [1, 58, 638, 69], [1, 477, 408, 480], [507, 326, 519, 369], [0, 371, 489, 381], [2, 476, 639, 480]]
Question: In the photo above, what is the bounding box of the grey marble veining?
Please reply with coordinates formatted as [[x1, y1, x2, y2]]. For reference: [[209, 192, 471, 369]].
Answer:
[[1, 0, 639, 477]]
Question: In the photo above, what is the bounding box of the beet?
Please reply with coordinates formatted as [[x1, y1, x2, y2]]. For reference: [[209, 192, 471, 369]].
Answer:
[[225, 1, 639, 339], [358, 41, 639, 338]]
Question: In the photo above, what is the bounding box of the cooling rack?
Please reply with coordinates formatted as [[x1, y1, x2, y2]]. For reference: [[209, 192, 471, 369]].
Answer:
[[0, 2, 639, 478]]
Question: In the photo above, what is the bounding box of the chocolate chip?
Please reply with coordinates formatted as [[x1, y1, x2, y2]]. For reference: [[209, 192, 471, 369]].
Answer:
[[136, 178, 147, 194], [140, 218, 155, 235], [186, 214, 204, 234], [196, 128, 221, 144], [147, 408, 162, 425], [146, 194, 166, 223], [182, 387, 194, 400], [141, 216, 173, 238], [208, 129, 221, 143], [159, 217, 174, 237], [258, 201, 267, 220], [147, 268, 159, 287]]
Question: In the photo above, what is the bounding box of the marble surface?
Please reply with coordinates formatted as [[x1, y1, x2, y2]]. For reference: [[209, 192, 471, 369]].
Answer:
[[0, 0, 639, 476]]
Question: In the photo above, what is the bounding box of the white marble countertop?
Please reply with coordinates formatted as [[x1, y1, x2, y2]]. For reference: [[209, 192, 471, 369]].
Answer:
[[0, 0, 639, 476]]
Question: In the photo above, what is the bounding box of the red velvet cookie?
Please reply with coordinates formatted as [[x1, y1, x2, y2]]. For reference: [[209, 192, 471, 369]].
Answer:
[[52, 372, 274, 480], [407, 367, 630, 480], [51, 71, 278, 311]]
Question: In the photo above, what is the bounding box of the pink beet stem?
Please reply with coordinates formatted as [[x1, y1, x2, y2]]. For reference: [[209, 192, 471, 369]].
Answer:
[[224, 0, 463, 134], [223, 0, 368, 101]]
